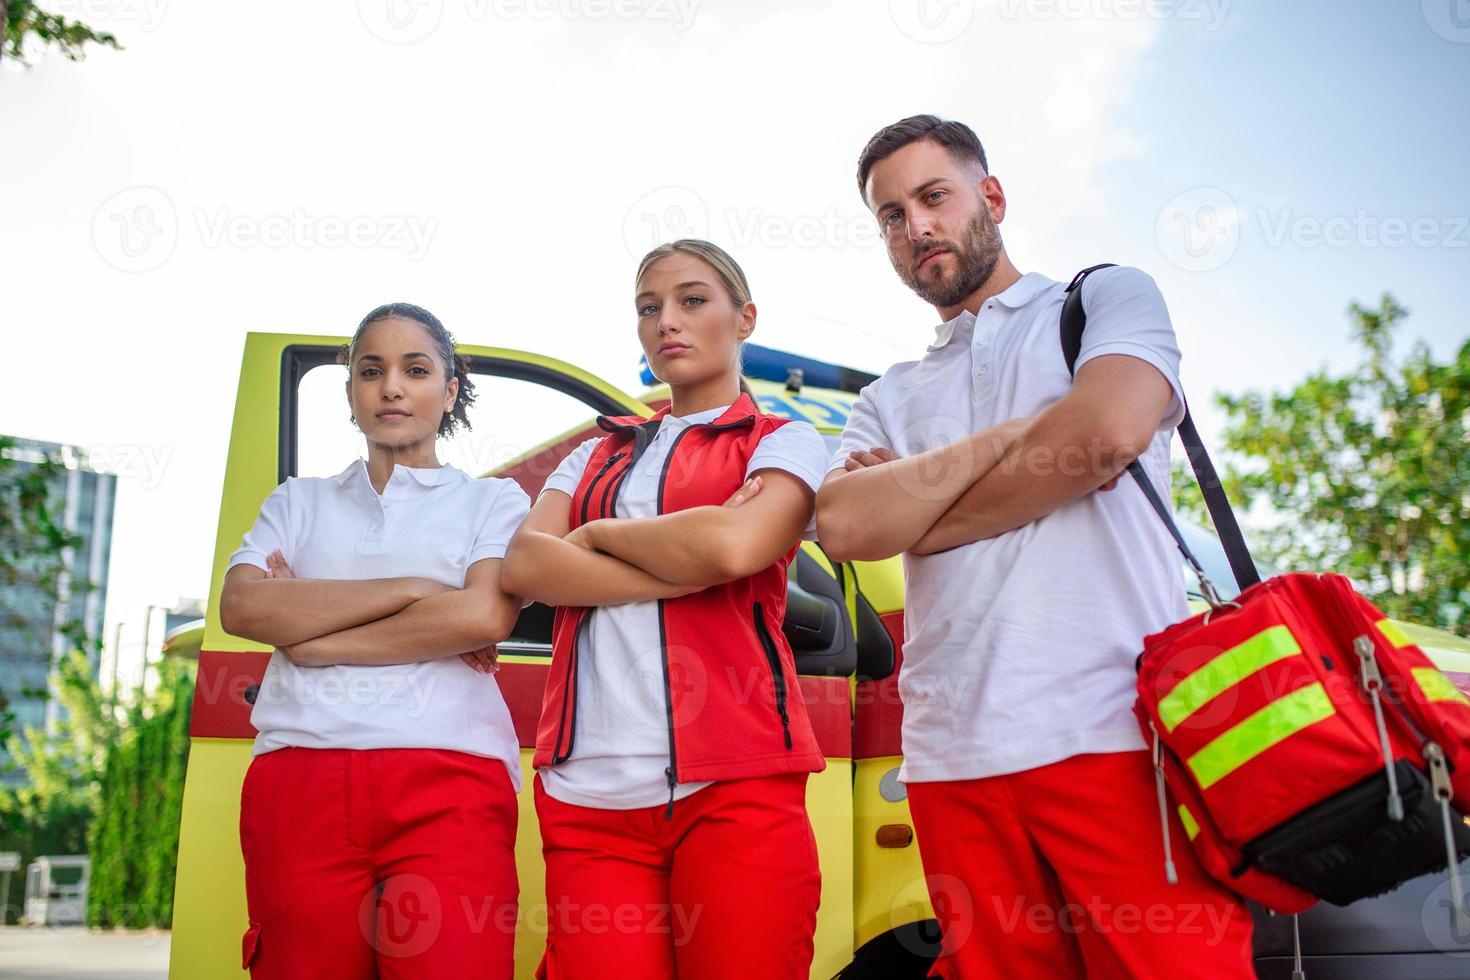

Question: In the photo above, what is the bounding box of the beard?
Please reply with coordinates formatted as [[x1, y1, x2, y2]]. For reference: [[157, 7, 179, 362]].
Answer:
[[893, 206, 1003, 310]]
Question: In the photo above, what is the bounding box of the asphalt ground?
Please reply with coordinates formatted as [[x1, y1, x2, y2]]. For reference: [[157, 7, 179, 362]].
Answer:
[[0, 928, 169, 979]]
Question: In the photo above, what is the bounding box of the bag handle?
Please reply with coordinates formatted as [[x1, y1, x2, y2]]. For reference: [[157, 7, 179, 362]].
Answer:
[[1061, 264, 1262, 601]]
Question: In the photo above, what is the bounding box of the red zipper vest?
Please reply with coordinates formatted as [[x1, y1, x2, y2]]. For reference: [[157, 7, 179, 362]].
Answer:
[[531, 393, 826, 806]]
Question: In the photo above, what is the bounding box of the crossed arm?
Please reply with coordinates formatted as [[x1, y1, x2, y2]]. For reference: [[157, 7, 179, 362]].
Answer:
[[500, 470, 813, 604], [818, 355, 1174, 561], [219, 554, 521, 670]]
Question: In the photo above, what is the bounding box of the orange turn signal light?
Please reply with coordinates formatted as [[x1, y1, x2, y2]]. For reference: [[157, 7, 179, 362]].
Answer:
[[875, 824, 914, 848]]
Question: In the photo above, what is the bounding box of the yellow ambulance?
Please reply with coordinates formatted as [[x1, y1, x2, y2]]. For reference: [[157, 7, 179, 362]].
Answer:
[[168, 332, 1470, 977]]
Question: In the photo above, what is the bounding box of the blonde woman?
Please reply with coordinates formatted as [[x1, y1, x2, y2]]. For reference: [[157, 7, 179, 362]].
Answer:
[[504, 241, 828, 979]]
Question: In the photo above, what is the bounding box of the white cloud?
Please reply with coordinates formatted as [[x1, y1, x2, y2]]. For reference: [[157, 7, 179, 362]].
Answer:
[[0, 0, 1165, 683]]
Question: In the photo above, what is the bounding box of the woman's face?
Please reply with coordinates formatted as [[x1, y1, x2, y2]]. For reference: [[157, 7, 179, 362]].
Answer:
[[347, 316, 458, 451], [635, 253, 754, 389]]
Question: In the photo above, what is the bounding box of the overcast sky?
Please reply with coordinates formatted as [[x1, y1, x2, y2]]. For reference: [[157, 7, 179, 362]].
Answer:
[[3, 0, 1467, 691]]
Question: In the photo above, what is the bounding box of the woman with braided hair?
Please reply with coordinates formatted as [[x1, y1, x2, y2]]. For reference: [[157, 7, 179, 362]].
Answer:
[[220, 302, 528, 978]]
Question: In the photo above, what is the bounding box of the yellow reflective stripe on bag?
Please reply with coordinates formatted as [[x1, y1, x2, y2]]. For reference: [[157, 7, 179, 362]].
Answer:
[[1376, 618, 1414, 649], [1187, 682, 1337, 790], [1157, 625, 1303, 733], [1178, 805, 1201, 841], [1412, 667, 1470, 706]]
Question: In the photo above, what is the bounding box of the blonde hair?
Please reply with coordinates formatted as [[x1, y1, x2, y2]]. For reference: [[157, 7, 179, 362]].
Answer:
[[636, 239, 755, 397], [636, 238, 752, 306]]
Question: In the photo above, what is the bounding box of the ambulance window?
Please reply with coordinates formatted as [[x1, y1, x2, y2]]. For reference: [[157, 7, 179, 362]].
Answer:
[[291, 362, 620, 498]]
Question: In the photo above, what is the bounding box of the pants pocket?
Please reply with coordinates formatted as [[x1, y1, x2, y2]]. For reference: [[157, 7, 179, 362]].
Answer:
[[241, 921, 263, 970], [534, 942, 558, 980]]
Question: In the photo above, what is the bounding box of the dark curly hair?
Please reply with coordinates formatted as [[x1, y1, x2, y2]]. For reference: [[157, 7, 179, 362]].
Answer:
[[338, 302, 476, 437]]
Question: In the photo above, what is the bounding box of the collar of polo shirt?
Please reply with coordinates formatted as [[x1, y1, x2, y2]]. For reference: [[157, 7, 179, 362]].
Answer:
[[927, 271, 1050, 352], [331, 458, 460, 498]]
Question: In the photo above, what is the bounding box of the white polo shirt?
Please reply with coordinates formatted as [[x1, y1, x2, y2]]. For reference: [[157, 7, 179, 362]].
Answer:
[[830, 267, 1192, 783], [537, 408, 829, 810], [227, 458, 530, 789]]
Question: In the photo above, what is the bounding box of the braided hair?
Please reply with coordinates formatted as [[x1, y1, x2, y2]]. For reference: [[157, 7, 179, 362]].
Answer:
[[339, 302, 476, 437]]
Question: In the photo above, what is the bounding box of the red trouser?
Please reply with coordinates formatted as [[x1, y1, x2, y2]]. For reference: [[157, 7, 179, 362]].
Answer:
[[239, 747, 518, 979], [533, 771, 820, 979], [906, 751, 1254, 980]]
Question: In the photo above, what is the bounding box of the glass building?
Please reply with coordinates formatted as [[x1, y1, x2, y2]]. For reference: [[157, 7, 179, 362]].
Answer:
[[0, 438, 115, 751]]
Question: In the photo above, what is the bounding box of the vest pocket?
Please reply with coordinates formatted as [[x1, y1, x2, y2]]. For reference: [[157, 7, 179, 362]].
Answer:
[[753, 603, 793, 749]]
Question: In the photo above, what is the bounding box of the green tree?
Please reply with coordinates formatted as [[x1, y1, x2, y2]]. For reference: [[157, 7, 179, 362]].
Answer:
[[2, 0, 121, 66], [1173, 295, 1469, 634], [0, 651, 116, 923], [88, 657, 195, 929]]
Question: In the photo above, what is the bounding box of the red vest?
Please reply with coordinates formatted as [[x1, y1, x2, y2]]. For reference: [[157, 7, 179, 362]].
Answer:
[[532, 394, 826, 806]]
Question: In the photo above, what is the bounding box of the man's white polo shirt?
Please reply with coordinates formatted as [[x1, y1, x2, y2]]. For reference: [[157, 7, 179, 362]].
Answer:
[[830, 267, 1192, 783], [227, 458, 529, 789]]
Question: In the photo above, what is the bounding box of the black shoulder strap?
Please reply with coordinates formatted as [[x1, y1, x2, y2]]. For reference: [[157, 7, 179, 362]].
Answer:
[[1062, 265, 1261, 595]]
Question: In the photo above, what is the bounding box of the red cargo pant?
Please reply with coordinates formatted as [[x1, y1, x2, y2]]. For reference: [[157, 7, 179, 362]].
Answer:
[[906, 750, 1254, 980], [533, 771, 821, 979], [239, 746, 518, 979]]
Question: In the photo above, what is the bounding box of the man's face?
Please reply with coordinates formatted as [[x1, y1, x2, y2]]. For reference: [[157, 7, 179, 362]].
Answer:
[[865, 139, 1005, 312]]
